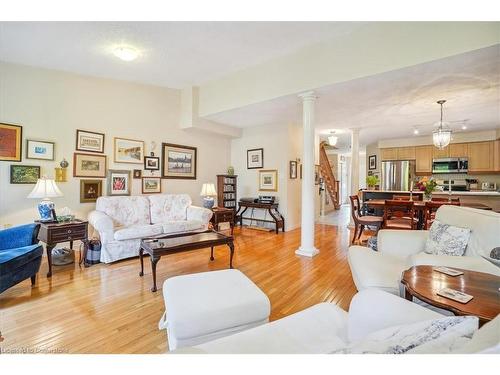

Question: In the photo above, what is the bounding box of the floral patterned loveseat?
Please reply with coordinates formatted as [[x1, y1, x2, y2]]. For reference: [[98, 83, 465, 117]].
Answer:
[[88, 194, 213, 263]]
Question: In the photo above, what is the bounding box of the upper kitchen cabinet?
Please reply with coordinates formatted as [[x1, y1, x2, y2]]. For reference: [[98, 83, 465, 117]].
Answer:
[[467, 141, 494, 172], [380, 148, 398, 160], [432, 145, 449, 159], [494, 140, 500, 172], [415, 146, 433, 174], [449, 143, 468, 158], [397, 147, 416, 160]]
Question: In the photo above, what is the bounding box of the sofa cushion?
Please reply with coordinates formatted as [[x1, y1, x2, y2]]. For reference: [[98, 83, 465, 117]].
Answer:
[[149, 194, 192, 223], [113, 224, 163, 241], [452, 315, 500, 354], [424, 219, 471, 256], [96, 196, 151, 226], [161, 220, 204, 235], [0, 244, 43, 270]]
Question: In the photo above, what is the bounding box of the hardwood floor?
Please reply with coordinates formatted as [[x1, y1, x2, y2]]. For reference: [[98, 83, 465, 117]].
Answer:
[[0, 224, 358, 354]]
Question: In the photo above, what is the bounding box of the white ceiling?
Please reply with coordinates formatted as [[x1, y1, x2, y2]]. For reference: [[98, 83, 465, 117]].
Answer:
[[0, 21, 361, 88], [207, 45, 500, 147]]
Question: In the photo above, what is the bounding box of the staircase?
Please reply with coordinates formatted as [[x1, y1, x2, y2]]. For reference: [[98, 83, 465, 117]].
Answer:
[[319, 142, 341, 210]]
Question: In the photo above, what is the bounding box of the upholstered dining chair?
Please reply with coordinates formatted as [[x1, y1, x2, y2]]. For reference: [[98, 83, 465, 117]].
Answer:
[[423, 200, 461, 229], [349, 195, 383, 244], [382, 200, 418, 230]]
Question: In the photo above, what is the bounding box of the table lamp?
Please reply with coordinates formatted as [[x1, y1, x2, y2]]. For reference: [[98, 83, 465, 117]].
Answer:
[[27, 177, 63, 221], [200, 183, 217, 209]]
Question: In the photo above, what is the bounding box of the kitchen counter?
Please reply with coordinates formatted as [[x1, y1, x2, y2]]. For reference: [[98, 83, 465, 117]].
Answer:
[[432, 191, 500, 196], [362, 190, 424, 194]]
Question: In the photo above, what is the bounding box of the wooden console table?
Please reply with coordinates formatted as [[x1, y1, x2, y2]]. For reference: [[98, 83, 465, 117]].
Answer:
[[235, 201, 285, 234]]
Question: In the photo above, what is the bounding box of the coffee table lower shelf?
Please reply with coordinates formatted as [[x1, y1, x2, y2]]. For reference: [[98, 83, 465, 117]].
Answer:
[[139, 230, 234, 292]]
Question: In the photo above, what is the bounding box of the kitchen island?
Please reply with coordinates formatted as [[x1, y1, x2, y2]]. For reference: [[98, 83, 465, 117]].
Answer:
[[432, 191, 500, 211]]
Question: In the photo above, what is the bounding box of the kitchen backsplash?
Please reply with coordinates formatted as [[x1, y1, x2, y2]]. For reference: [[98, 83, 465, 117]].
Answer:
[[428, 173, 500, 189]]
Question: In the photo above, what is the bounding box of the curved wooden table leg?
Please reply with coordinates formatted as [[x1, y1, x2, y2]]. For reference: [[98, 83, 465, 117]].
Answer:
[[139, 248, 144, 276], [228, 241, 234, 269], [210, 246, 215, 261], [46, 244, 54, 277], [150, 255, 160, 292]]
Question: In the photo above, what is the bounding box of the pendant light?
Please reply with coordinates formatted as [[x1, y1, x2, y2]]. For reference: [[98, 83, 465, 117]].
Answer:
[[432, 100, 452, 150], [328, 131, 338, 146]]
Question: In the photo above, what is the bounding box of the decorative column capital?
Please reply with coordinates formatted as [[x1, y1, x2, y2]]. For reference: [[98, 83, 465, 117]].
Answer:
[[298, 91, 317, 101]]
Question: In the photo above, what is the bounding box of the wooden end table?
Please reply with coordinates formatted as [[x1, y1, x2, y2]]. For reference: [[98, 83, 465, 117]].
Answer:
[[37, 220, 89, 277], [401, 265, 500, 326], [139, 230, 234, 292], [210, 207, 235, 235]]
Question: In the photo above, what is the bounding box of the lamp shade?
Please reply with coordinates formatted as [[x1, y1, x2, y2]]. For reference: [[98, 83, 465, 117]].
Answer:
[[27, 178, 63, 199], [432, 126, 452, 150], [200, 183, 217, 197]]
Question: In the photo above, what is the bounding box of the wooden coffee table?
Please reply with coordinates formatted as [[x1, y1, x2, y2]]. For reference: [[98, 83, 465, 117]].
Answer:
[[401, 265, 500, 326], [139, 230, 234, 292]]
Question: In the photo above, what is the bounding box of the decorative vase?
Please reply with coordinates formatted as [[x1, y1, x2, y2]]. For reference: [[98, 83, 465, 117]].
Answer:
[[227, 166, 234, 176], [203, 197, 215, 209], [38, 198, 55, 221]]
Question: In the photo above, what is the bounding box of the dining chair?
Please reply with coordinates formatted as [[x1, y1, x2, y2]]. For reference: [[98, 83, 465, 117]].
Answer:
[[431, 197, 460, 203], [393, 194, 423, 201], [349, 195, 383, 245], [383, 200, 418, 230], [424, 201, 461, 229]]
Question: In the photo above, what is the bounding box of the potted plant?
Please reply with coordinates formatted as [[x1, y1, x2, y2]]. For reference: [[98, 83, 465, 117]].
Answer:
[[416, 177, 437, 200], [366, 175, 379, 190]]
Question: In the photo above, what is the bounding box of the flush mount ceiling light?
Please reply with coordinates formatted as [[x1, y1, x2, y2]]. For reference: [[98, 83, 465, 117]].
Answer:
[[113, 46, 139, 61], [413, 129, 419, 135], [328, 131, 338, 146], [432, 100, 452, 150]]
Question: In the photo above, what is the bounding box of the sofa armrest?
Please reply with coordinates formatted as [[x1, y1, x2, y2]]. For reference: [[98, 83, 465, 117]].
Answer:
[[88, 210, 114, 242], [410, 253, 500, 276], [0, 223, 39, 250], [378, 229, 429, 258], [187, 206, 213, 224], [347, 289, 443, 342]]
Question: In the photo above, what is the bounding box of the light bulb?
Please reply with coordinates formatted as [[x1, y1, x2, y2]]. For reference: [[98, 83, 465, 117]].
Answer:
[[113, 46, 139, 61]]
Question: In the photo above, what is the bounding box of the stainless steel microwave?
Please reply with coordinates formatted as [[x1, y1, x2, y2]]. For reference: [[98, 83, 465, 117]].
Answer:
[[432, 158, 468, 174]]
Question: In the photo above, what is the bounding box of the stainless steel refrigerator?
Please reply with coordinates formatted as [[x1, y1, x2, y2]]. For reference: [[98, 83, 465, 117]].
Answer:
[[381, 160, 416, 191]]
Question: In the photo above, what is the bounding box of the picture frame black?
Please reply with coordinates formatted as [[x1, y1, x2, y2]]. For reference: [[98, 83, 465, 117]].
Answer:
[[26, 139, 55, 160], [247, 148, 264, 169], [133, 169, 142, 179], [76, 129, 105, 153], [144, 156, 160, 171], [369, 155, 377, 170], [161, 143, 197, 179]]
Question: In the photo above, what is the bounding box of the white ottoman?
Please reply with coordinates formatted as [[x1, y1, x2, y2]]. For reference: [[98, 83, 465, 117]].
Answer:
[[159, 269, 271, 350]]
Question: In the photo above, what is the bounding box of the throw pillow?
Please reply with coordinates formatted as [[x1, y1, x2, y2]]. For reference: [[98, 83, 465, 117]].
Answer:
[[332, 316, 478, 354], [424, 219, 471, 256]]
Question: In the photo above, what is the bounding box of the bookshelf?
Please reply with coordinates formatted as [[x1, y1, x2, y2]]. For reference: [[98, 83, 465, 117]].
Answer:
[[216, 175, 237, 210]]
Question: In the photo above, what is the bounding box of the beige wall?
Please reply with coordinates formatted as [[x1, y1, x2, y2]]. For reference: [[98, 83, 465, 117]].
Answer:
[[0, 63, 231, 226]]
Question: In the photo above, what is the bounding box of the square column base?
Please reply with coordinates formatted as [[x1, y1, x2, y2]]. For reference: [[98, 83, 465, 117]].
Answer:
[[295, 247, 320, 258]]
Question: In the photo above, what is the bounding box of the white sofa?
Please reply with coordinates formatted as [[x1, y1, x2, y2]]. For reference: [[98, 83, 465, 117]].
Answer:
[[88, 194, 213, 263], [348, 205, 500, 295], [172, 289, 499, 354]]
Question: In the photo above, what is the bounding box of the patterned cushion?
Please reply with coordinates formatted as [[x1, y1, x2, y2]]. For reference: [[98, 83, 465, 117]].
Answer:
[[114, 224, 163, 241], [96, 196, 151, 227], [424, 219, 471, 256], [149, 194, 192, 223], [161, 220, 204, 235], [333, 316, 477, 354]]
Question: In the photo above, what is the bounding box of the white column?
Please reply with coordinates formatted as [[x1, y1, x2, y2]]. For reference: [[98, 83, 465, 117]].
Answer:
[[296, 91, 319, 257], [348, 128, 360, 227]]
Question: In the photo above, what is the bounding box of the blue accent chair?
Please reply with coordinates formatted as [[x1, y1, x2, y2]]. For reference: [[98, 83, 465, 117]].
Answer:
[[0, 223, 43, 294]]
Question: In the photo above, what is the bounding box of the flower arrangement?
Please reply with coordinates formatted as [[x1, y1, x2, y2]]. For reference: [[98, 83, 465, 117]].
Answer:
[[416, 177, 437, 198]]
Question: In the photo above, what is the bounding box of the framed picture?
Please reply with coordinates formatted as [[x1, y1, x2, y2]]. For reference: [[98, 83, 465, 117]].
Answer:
[[144, 156, 160, 170], [10, 165, 40, 184], [247, 148, 264, 169], [133, 169, 142, 179], [142, 177, 161, 194], [300, 164, 302, 179], [114, 137, 145, 164], [76, 129, 105, 153], [73, 153, 107, 178], [315, 164, 321, 185], [289, 161, 297, 179], [0, 123, 22, 162], [369, 155, 377, 170], [259, 169, 278, 192], [107, 170, 131, 196], [80, 179, 102, 203], [26, 139, 55, 160], [162, 143, 197, 179]]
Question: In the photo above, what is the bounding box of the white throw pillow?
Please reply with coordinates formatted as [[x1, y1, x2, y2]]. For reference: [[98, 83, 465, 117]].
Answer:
[[333, 316, 478, 354], [424, 219, 471, 256]]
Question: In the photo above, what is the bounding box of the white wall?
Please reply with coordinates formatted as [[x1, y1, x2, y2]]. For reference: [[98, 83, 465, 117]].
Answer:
[[0, 63, 231, 226]]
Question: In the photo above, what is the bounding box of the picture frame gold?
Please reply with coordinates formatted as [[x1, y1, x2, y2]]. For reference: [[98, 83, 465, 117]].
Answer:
[[80, 179, 102, 203], [114, 137, 145, 164], [258, 169, 278, 192], [0, 123, 22, 162], [73, 153, 107, 178]]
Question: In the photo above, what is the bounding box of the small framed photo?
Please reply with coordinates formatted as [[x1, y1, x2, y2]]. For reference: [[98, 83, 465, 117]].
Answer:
[[259, 169, 278, 192], [80, 179, 102, 203], [26, 139, 55, 160], [76, 129, 105, 153], [300, 164, 302, 179], [0, 123, 22, 162], [10, 165, 40, 184], [114, 137, 145, 164], [142, 177, 162, 194], [107, 170, 131, 196], [289, 161, 297, 179], [73, 153, 107, 178], [369, 155, 377, 170], [144, 156, 160, 170], [133, 169, 142, 179], [247, 148, 264, 169], [162, 143, 197, 179]]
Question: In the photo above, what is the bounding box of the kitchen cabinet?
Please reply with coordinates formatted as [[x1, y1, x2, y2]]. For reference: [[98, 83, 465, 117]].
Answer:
[[467, 141, 494, 172], [397, 146, 416, 160], [415, 146, 433, 174], [449, 143, 468, 158], [380, 148, 398, 160], [494, 140, 500, 172], [432, 146, 449, 159]]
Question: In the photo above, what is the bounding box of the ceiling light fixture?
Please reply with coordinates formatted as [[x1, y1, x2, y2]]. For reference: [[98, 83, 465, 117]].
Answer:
[[328, 131, 338, 146], [113, 46, 139, 62], [432, 100, 452, 150], [413, 129, 419, 135], [461, 125, 467, 130]]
